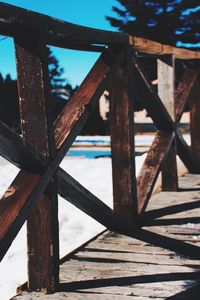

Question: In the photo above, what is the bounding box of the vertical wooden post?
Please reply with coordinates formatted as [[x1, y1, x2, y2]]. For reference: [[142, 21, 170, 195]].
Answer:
[[110, 46, 137, 224], [157, 55, 178, 191], [190, 79, 200, 160], [15, 29, 59, 292]]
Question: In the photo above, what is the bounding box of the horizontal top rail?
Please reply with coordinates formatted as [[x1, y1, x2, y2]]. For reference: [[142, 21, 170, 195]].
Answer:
[[0, 2, 200, 59], [129, 36, 200, 59], [0, 2, 128, 47]]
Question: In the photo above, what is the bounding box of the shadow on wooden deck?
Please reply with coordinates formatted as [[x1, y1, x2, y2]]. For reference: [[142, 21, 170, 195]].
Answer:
[[13, 174, 200, 299]]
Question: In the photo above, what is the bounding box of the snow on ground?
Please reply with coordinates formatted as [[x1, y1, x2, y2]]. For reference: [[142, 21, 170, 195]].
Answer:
[[0, 153, 147, 300], [0, 134, 189, 299]]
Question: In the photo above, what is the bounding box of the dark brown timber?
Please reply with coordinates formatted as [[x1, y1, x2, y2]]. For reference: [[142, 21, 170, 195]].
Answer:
[[162, 142, 178, 191], [57, 168, 132, 232], [130, 53, 174, 131], [110, 46, 137, 223], [0, 120, 47, 174], [15, 29, 59, 292], [175, 68, 199, 123], [137, 132, 174, 215], [0, 2, 128, 46], [0, 171, 39, 262], [157, 55, 178, 191]]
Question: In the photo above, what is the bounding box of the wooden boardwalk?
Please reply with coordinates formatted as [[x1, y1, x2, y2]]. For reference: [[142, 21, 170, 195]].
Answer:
[[12, 174, 200, 299]]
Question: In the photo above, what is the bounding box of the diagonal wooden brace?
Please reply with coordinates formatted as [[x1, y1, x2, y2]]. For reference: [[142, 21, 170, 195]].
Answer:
[[137, 132, 174, 215], [130, 53, 174, 131], [175, 67, 199, 123]]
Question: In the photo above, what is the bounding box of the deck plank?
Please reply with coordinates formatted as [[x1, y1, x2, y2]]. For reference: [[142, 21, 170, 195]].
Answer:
[[12, 174, 200, 299]]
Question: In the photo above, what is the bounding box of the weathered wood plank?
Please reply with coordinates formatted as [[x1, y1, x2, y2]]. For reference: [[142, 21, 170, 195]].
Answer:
[[0, 171, 39, 262], [137, 132, 174, 214], [110, 45, 137, 222], [75, 250, 200, 266], [0, 120, 46, 174], [179, 173, 200, 189], [13, 291, 161, 300], [129, 36, 200, 59], [130, 54, 174, 131], [54, 47, 124, 150], [161, 141, 178, 191], [56, 284, 197, 299], [60, 263, 200, 284], [157, 55, 178, 191], [2, 1, 200, 60], [158, 55, 175, 120], [85, 242, 172, 255], [144, 191, 200, 221], [60, 259, 200, 276], [0, 3, 128, 46], [15, 29, 59, 292], [175, 68, 199, 123], [59, 282, 199, 298]]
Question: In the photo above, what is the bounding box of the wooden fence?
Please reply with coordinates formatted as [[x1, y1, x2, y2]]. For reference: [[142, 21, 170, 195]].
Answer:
[[0, 2, 200, 293]]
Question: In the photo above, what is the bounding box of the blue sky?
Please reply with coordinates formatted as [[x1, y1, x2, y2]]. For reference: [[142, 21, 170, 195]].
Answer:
[[0, 0, 120, 87]]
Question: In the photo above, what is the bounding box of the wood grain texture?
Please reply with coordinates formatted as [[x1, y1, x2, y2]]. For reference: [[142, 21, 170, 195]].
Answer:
[[129, 36, 200, 59], [130, 54, 174, 131], [137, 132, 174, 214], [1, 1, 200, 59], [175, 68, 199, 123], [0, 171, 39, 261], [15, 29, 59, 292], [157, 56, 178, 191], [0, 2, 128, 46], [0, 120, 47, 174], [110, 48, 137, 223], [157, 55, 175, 120]]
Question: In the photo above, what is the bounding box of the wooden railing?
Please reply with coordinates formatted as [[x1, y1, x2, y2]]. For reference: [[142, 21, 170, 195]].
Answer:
[[0, 2, 200, 293]]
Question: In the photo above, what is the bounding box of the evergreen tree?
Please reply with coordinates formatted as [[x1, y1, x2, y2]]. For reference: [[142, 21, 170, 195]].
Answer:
[[176, 1, 200, 49], [0, 48, 73, 130], [106, 0, 200, 49], [47, 47, 77, 121], [0, 73, 20, 131], [47, 47, 66, 89]]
